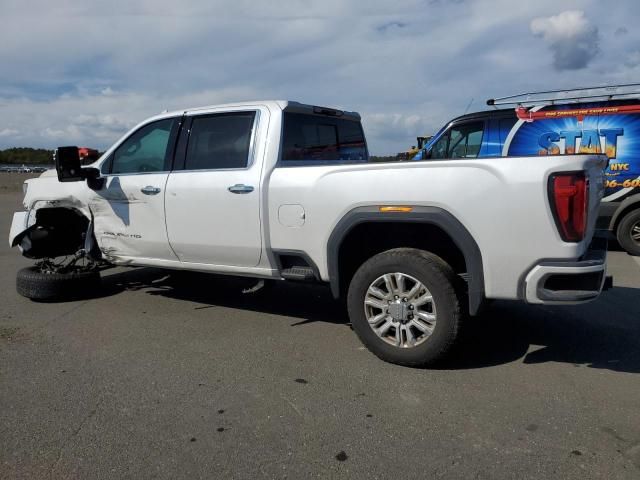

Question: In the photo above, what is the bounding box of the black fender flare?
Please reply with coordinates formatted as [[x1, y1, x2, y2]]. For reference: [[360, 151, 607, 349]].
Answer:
[[609, 192, 640, 231], [327, 206, 485, 315]]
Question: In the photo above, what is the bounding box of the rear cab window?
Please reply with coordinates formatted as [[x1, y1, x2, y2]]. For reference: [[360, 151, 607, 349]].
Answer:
[[281, 110, 368, 165]]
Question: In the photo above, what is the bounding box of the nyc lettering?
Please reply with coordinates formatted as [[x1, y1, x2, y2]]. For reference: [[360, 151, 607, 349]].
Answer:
[[608, 163, 630, 171], [538, 128, 623, 159]]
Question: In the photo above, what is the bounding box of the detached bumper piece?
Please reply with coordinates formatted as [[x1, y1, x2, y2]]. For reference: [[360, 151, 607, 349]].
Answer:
[[524, 234, 608, 304]]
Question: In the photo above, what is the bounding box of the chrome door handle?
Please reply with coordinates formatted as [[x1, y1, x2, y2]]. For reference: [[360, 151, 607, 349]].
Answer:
[[141, 186, 161, 195], [228, 184, 254, 194]]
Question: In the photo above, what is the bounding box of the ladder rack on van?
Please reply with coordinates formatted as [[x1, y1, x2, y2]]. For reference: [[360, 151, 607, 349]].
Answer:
[[486, 83, 640, 107]]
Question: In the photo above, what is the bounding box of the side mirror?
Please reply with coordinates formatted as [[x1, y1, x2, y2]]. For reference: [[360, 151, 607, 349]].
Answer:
[[55, 146, 105, 189], [422, 149, 432, 159], [55, 146, 83, 182]]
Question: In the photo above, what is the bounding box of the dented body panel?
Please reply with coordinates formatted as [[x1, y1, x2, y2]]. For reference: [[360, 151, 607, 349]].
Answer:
[[9, 212, 28, 247], [89, 174, 176, 262]]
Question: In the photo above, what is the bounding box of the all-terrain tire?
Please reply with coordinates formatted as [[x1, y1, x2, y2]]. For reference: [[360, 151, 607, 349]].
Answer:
[[16, 266, 101, 302], [347, 248, 466, 367], [616, 209, 640, 256]]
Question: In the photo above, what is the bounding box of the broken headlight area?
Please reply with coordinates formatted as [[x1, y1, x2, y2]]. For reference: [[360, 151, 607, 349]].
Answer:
[[16, 207, 97, 260]]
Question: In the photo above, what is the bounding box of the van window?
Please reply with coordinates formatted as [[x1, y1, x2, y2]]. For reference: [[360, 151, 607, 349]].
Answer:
[[429, 121, 484, 159], [448, 122, 484, 158], [430, 132, 449, 159], [281, 113, 367, 164]]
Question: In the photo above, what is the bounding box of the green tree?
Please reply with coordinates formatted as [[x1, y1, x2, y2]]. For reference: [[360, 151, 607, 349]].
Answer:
[[0, 148, 54, 165]]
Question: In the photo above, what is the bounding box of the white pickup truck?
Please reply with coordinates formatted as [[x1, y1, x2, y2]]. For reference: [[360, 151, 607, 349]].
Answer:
[[9, 100, 609, 366]]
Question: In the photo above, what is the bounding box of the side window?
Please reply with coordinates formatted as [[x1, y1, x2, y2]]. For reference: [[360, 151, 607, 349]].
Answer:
[[185, 112, 256, 170], [447, 122, 484, 158], [281, 112, 367, 163], [430, 133, 449, 159], [110, 118, 176, 174]]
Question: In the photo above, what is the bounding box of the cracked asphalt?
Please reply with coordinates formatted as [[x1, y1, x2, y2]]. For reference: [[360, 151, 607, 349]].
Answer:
[[1, 186, 640, 479]]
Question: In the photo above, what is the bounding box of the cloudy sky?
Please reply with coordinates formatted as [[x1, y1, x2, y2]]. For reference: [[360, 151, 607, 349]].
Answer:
[[1, 0, 639, 155]]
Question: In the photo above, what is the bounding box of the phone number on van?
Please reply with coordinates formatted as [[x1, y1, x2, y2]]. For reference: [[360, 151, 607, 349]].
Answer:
[[605, 179, 640, 188]]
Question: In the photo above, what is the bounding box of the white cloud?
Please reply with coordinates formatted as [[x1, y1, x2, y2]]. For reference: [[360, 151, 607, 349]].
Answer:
[[0, 128, 20, 137], [1, 1, 639, 154], [530, 10, 599, 70], [626, 51, 640, 68]]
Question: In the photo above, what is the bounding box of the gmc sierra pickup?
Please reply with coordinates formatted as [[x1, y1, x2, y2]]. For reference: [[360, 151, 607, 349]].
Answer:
[[9, 100, 609, 366]]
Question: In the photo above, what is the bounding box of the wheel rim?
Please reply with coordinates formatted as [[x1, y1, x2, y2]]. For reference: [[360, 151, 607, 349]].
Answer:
[[632, 220, 640, 244], [364, 273, 436, 349]]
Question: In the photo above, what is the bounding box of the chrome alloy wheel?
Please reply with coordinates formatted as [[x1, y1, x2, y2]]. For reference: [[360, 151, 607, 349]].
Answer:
[[364, 273, 436, 348], [632, 220, 640, 244]]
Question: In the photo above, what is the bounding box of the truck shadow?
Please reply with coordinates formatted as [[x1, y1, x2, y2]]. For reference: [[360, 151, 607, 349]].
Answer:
[[439, 289, 640, 373], [100, 268, 640, 374], [100, 268, 348, 325]]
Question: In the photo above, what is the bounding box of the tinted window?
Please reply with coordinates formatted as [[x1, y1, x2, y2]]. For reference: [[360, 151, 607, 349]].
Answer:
[[448, 122, 484, 158], [429, 121, 484, 159], [110, 118, 176, 174], [430, 133, 449, 159], [185, 112, 256, 170], [282, 113, 367, 163]]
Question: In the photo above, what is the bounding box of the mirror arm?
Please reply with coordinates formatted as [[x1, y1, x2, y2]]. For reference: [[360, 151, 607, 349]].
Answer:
[[82, 167, 104, 190]]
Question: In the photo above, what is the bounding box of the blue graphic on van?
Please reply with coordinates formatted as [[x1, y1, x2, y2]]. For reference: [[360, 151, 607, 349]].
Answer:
[[506, 104, 640, 198], [416, 100, 640, 200]]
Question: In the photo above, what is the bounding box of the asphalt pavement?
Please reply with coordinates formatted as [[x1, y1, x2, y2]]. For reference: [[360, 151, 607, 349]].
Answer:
[[1, 190, 639, 479]]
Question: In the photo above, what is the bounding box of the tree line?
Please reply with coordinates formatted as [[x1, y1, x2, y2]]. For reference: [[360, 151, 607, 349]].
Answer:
[[0, 148, 54, 165], [0, 147, 401, 165]]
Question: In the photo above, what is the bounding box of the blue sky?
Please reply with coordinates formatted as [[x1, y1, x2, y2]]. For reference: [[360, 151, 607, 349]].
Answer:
[[1, 0, 639, 155]]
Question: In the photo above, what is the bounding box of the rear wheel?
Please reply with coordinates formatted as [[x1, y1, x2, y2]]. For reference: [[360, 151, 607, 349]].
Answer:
[[347, 248, 466, 367], [616, 209, 640, 256], [16, 265, 101, 302]]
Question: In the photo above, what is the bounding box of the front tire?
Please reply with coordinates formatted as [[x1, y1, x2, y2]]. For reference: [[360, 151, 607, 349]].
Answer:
[[616, 209, 640, 256], [347, 248, 466, 367], [16, 266, 101, 302]]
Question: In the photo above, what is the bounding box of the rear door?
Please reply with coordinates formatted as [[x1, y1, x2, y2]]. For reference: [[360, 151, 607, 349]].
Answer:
[[164, 107, 265, 267]]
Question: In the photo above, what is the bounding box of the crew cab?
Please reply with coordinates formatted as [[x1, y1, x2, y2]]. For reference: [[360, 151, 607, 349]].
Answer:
[[9, 100, 609, 366]]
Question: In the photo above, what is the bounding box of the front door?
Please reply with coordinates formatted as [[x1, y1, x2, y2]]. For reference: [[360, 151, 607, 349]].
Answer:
[[164, 109, 263, 267], [90, 117, 180, 261]]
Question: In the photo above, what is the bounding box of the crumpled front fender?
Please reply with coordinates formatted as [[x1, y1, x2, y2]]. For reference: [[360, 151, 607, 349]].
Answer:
[[9, 211, 29, 248]]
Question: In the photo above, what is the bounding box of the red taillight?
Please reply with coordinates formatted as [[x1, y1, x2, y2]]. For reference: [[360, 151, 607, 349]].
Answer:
[[549, 172, 589, 242]]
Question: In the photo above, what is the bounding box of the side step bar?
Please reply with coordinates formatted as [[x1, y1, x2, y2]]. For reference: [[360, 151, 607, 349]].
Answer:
[[281, 266, 316, 281]]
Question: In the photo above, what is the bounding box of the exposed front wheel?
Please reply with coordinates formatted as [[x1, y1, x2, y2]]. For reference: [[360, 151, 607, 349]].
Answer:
[[16, 265, 101, 302], [616, 209, 640, 256], [347, 248, 466, 367]]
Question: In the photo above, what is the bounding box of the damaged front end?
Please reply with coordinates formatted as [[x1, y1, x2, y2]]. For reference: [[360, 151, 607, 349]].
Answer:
[[10, 205, 105, 273]]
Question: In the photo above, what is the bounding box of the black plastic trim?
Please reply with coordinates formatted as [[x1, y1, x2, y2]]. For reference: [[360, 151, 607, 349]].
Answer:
[[597, 201, 618, 230], [536, 269, 604, 302], [272, 249, 322, 282], [517, 232, 608, 301], [326, 206, 485, 315]]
